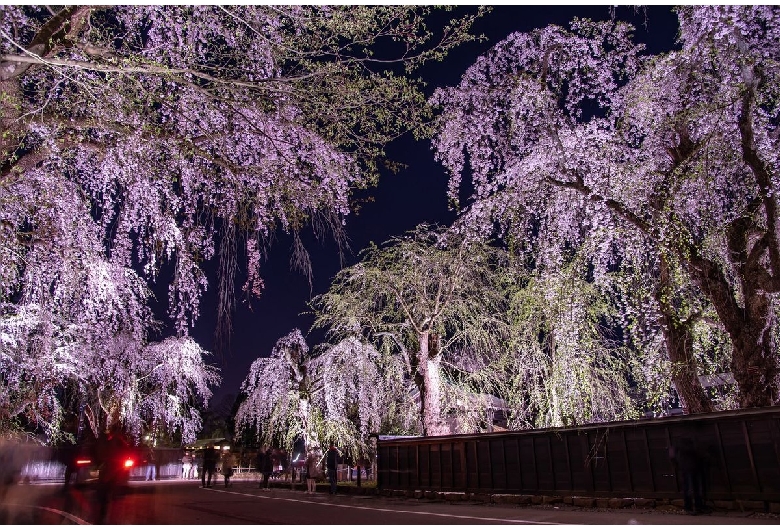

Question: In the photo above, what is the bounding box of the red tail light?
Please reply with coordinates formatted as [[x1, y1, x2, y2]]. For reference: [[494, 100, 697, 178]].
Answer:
[[76, 459, 91, 466], [123, 458, 134, 468]]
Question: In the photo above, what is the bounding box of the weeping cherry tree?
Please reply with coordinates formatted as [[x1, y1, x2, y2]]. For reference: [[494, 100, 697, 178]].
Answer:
[[0, 256, 220, 442], [432, 6, 780, 408], [0, 6, 480, 437], [312, 224, 512, 436], [235, 330, 404, 462], [308, 336, 414, 462], [234, 330, 315, 453], [500, 254, 638, 429]]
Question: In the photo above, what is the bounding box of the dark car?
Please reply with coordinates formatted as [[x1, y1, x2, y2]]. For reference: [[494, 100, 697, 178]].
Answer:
[[64, 431, 140, 489]]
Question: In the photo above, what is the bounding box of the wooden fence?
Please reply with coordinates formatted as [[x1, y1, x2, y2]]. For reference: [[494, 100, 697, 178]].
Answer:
[[376, 406, 780, 502]]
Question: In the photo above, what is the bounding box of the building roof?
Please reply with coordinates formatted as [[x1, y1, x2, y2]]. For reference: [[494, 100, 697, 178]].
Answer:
[[185, 438, 231, 450]]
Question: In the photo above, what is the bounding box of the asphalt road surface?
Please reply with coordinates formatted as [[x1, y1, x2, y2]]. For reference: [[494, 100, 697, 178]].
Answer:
[[2, 479, 778, 525]]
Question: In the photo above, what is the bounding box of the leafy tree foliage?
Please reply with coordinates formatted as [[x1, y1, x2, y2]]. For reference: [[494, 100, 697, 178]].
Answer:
[[312, 224, 512, 436], [432, 6, 780, 408], [235, 330, 316, 453], [0, 6, 480, 438], [0, 165, 219, 441], [308, 336, 415, 460], [500, 255, 638, 429], [611, 238, 738, 413]]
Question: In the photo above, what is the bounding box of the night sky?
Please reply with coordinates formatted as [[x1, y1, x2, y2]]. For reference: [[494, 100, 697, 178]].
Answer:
[[197, 5, 681, 406]]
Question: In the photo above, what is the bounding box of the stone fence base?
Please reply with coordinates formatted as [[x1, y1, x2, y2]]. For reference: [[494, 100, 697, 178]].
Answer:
[[374, 489, 780, 515]]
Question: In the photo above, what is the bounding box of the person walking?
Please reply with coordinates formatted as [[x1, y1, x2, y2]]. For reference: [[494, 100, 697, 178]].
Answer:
[[202, 444, 218, 488], [95, 425, 130, 523], [181, 452, 192, 480], [145, 446, 157, 481], [305, 447, 321, 494], [59, 438, 78, 491], [326, 442, 339, 495], [260, 447, 273, 490], [256, 448, 268, 489], [222, 452, 236, 487]]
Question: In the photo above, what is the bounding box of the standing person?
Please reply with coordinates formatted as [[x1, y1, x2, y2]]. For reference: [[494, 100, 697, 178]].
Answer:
[[59, 415, 80, 491], [181, 452, 192, 480], [305, 447, 321, 494], [145, 446, 157, 481], [202, 444, 218, 488], [326, 442, 340, 495], [191, 453, 200, 481], [222, 452, 236, 487], [95, 425, 130, 523], [261, 447, 273, 491], [256, 449, 265, 489], [59, 439, 78, 491], [669, 437, 710, 515]]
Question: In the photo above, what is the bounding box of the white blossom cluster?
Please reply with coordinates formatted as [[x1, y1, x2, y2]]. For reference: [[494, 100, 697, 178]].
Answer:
[[1, 5, 473, 440], [433, 6, 780, 409]]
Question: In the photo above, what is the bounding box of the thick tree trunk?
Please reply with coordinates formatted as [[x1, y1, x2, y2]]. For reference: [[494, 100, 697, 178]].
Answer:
[[298, 398, 319, 450], [1, 7, 93, 175], [730, 290, 778, 408], [656, 255, 713, 414], [719, 78, 780, 408], [593, 189, 778, 408], [687, 244, 778, 408], [414, 330, 447, 436], [661, 316, 714, 413]]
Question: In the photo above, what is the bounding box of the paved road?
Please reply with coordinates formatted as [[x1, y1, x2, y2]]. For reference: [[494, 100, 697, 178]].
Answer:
[[2, 479, 778, 525]]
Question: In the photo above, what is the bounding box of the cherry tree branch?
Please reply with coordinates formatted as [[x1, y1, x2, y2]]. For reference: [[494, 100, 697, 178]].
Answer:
[[737, 66, 780, 289], [546, 172, 652, 235]]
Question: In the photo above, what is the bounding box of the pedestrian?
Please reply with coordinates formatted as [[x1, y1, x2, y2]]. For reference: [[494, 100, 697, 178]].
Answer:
[[326, 442, 339, 495], [0, 439, 21, 505], [95, 424, 130, 523], [669, 437, 711, 515], [256, 448, 266, 489], [59, 439, 78, 491], [181, 452, 192, 480], [260, 447, 273, 490], [305, 447, 321, 494], [202, 444, 218, 488], [222, 451, 236, 487], [194, 450, 204, 481], [145, 446, 157, 481], [191, 455, 199, 481]]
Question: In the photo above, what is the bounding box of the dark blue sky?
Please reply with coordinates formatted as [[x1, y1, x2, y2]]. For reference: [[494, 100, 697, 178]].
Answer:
[[198, 6, 680, 405]]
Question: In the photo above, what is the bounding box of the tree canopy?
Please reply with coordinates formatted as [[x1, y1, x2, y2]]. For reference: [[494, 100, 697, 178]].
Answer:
[[234, 329, 406, 462], [312, 224, 513, 436], [0, 6, 481, 440], [7, 5, 779, 445], [432, 6, 780, 408], [501, 253, 638, 428]]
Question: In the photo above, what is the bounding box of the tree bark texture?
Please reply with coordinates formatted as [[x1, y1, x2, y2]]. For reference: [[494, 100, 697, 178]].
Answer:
[[414, 330, 447, 436], [686, 231, 779, 408], [656, 255, 713, 414]]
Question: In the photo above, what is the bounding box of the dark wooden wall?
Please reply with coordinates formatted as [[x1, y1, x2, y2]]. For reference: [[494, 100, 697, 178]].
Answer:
[[377, 407, 780, 502]]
